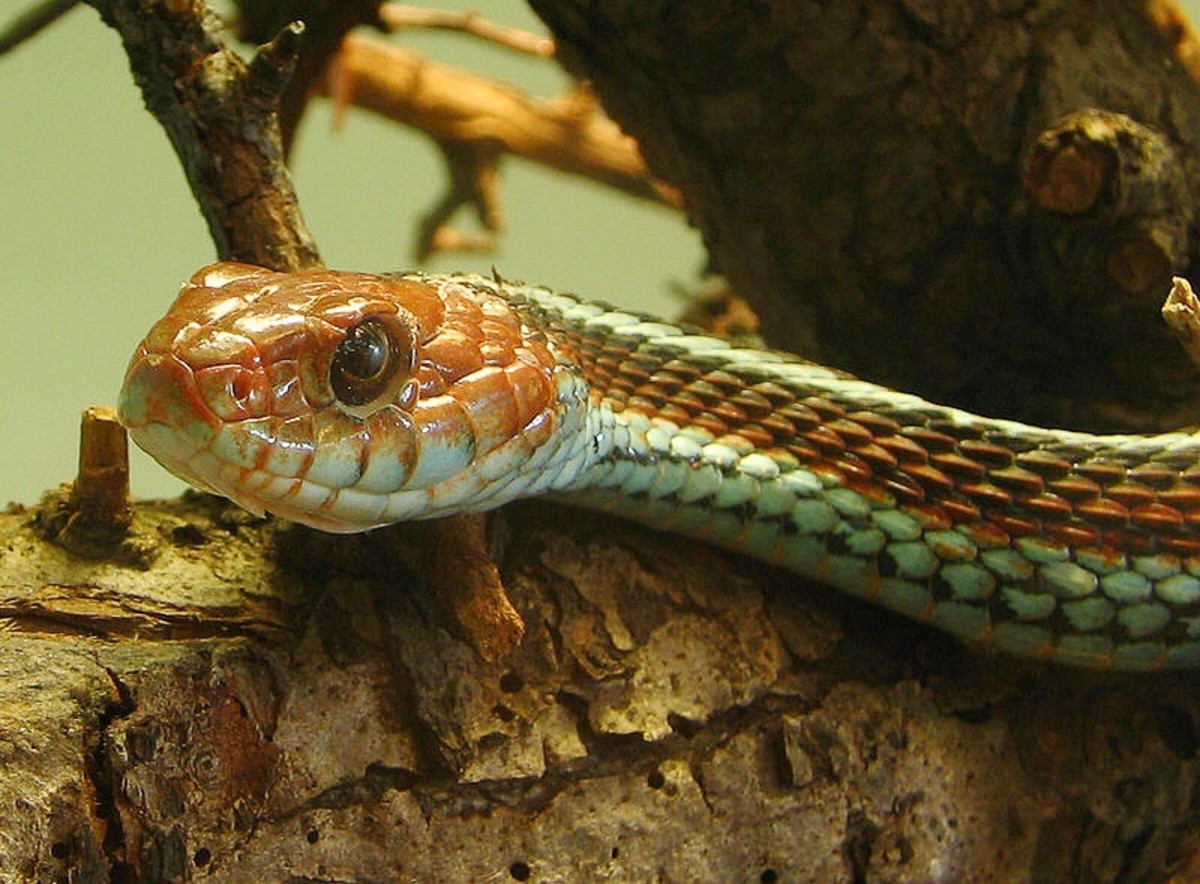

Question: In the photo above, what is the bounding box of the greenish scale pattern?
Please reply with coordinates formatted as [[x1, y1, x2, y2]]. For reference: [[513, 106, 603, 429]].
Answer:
[[473, 278, 1200, 671]]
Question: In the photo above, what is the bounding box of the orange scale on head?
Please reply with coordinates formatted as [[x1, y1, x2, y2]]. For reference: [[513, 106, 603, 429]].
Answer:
[[481, 316, 522, 344], [480, 339, 517, 366], [505, 361, 555, 428], [454, 367, 521, 454], [415, 364, 447, 398], [521, 408, 557, 448], [423, 328, 486, 383]]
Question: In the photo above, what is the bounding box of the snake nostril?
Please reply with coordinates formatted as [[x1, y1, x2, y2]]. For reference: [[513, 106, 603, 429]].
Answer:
[[194, 364, 266, 420]]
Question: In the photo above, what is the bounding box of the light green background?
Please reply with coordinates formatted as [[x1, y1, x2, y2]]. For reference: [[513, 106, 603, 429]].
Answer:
[[0, 1, 704, 503], [3, 3, 1199, 504]]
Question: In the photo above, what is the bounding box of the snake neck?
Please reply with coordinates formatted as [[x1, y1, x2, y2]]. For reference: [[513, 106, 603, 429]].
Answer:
[[498, 279, 1200, 670]]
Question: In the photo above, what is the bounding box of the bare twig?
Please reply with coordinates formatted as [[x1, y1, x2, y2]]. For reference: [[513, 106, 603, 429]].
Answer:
[[0, 0, 79, 56], [325, 34, 678, 204], [323, 33, 679, 258], [84, 1, 318, 270], [379, 3, 554, 57], [415, 139, 502, 260], [230, 0, 382, 153]]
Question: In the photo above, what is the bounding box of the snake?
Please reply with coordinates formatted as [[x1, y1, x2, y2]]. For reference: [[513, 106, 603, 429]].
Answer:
[[116, 262, 1200, 670]]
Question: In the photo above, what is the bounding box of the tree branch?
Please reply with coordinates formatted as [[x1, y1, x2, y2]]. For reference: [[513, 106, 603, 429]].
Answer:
[[85, 0, 318, 269]]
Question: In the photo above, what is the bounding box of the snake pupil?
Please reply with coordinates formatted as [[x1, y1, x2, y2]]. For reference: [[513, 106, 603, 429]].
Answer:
[[330, 318, 399, 407]]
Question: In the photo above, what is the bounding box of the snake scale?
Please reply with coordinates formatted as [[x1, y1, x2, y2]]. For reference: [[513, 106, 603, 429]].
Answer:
[[117, 262, 1200, 670]]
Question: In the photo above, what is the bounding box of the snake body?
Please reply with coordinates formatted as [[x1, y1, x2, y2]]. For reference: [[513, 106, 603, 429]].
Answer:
[[118, 263, 1200, 670]]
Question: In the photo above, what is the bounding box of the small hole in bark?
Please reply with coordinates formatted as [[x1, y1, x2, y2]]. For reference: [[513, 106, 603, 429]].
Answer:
[[494, 704, 515, 722], [611, 846, 620, 859], [499, 671, 524, 693], [760, 870, 778, 883], [306, 829, 320, 844], [170, 523, 206, 546], [509, 860, 531, 880], [50, 842, 68, 859], [193, 847, 211, 867], [646, 769, 665, 789]]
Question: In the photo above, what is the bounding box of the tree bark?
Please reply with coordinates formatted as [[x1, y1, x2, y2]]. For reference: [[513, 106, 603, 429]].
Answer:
[[6, 1, 1200, 881], [532, 0, 1200, 433], [7, 493, 1200, 881]]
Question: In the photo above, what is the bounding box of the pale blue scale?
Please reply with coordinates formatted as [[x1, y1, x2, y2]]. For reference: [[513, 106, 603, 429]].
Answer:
[[1056, 633, 1114, 662], [211, 424, 266, 470], [699, 508, 745, 546], [742, 518, 784, 557], [1060, 597, 1116, 632], [871, 509, 923, 542], [1015, 536, 1070, 563], [775, 534, 828, 575], [679, 425, 715, 445], [1100, 571, 1152, 604], [1074, 548, 1127, 576], [667, 503, 718, 535], [876, 578, 933, 621], [1156, 573, 1200, 605], [678, 464, 724, 503], [837, 526, 887, 557], [701, 441, 741, 469], [1116, 602, 1172, 638], [669, 434, 703, 462], [930, 601, 990, 640], [824, 555, 878, 598], [779, 469, 824, 496], [791, 499, 840, 534], [622, 410, 652, 433], [666, 334, 733, 352], [610, 423, 632, 453], [1167, 643, 1200, 667], [1133, 554, 1181, 580], [583, 310, 642, 331], [328, 486, 389, 526], [940, 562, 997, 600], [645, 425, 675, 455], [887, 542, 939, 580], [601, 459, 638, 489], [1038, 561, 1099, 599], [824, 488, 871, 520], [1113, 643, 1168, 670], [990, 623, 1052, 657], [713, 474, 758, 509], [646, 460, 689, 498], [616, 321, 686, 339], [618, 459, 661, 495], [926, 530, 978, 561], [296, 431, 362, 489], [751, 483, 797, 518], [980, 549, 1036, 582], [736, 452, 781, 480], [999, 586, 1057, 620], [279, 476, 337, 514]]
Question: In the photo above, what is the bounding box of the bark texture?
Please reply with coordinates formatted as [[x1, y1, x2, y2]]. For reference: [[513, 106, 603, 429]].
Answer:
[[531, 0, 1200, 432], [5, 495, 1200, 881], [9, 0, 1200, 881]]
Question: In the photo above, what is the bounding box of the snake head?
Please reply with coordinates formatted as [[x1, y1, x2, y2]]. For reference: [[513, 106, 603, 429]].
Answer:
[[118, 262, 584, 531]]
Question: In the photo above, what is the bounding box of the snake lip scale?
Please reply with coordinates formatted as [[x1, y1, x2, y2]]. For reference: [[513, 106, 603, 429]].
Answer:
[[118, 262, 1200, 670]]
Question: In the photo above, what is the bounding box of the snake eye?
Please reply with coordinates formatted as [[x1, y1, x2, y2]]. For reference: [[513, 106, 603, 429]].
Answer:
[[330, 316, 414, 414]]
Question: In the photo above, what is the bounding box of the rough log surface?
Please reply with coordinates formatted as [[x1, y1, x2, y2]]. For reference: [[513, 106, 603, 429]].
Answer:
[[8, 0, 1200, 880], [4, 493, 1200, 881]]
